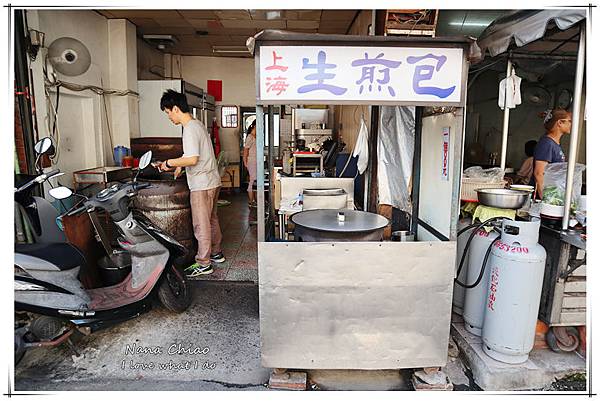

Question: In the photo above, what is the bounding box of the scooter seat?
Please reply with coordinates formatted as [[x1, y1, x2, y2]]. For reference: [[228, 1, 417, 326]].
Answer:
[[15, 243, 85, 271]]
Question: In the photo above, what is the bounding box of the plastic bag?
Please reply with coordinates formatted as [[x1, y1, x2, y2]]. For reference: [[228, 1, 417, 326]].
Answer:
[[463, 166, 505, 183], [377, 106, 415, 213], [542, 162, 585, 207]]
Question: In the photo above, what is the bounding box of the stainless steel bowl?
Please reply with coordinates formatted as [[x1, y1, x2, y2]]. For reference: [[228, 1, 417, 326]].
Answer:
[[476, 188, 530, 209]]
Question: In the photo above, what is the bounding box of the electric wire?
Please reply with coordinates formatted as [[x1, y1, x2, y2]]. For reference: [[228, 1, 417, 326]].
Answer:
[[44, 78, 139, 97], [44, 84, 61, 163], [406, 10, 428, 36], [468, 58, 505, 74], [52, 86, 59, 141]]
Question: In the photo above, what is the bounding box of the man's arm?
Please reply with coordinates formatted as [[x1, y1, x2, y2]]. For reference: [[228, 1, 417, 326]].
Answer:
[[533, 160, 548, 199], [167, 156, 199, 167], [158, 156, 199, 171]]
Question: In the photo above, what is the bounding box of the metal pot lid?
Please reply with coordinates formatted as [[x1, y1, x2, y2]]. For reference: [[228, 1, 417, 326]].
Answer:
[[291, 209, 388, 233]]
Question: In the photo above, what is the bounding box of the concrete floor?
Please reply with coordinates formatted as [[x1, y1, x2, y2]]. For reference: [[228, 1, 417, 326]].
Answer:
[[451, 313, 586, 391], [14, 281, 414, 392], [15, 282, 269, 391], [15, 193, 261, 391]]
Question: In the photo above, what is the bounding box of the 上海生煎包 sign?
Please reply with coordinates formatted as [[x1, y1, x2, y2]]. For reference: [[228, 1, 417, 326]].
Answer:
[[258, 46, 464, 104]]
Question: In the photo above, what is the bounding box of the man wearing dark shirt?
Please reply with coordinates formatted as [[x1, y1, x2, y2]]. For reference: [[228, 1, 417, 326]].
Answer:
[[531, 109, 571, 199]]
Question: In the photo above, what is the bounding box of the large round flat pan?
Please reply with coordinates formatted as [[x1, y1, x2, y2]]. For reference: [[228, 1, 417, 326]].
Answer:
[[291, 209, 388, 233]]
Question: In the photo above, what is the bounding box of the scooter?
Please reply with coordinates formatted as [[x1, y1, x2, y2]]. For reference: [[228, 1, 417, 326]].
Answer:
[[15, 137, 66, 243], [14, 151, 192, 364]]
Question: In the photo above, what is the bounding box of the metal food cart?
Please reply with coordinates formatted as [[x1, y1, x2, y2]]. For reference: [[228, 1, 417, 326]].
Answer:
[[249, 30, 476, 372]]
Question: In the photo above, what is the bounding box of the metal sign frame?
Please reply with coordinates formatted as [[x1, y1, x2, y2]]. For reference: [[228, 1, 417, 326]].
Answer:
[[254, 39, 470, 107]]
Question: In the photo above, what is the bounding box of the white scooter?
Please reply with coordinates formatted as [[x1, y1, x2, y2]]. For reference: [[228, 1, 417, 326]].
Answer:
[[14, 151, 192, 364]]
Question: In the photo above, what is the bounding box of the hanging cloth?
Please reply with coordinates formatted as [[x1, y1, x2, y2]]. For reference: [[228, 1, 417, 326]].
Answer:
[[353, 116, 369, 174], [498, 72, 522, 110]]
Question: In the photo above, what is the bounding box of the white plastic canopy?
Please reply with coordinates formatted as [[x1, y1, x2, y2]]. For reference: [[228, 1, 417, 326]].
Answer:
[[475, 9, 585, 61]]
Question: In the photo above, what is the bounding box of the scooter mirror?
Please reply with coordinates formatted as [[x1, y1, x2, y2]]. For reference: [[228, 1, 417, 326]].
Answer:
[[34, 137, 53, 155], [139, 151, 152, 170], [49, 186, 73, 200]]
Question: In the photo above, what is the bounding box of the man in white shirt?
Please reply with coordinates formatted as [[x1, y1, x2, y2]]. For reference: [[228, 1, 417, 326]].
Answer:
[[157, 90, 224, 277]]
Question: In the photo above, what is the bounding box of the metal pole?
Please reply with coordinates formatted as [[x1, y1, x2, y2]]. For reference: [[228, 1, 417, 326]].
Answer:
[[267, 105, 275, 236], [499, 59, 512, 171], [367, 106, 379, 213], [509, 53, 577, 62], [256, 105, 265, 242], [562, 24, 586, 230], [14, 10, 37, 174], [363, 10, 377, 211], [363, 10, 387, 212], [410, 107, 423, 237]]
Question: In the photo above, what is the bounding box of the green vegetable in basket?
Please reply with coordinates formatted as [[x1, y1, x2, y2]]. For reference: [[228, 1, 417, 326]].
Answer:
[[542, 186, 578, 213], [543, 186, 565, 206]]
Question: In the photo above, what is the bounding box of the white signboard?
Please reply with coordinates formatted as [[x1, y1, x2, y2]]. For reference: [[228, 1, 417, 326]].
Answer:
[[258, 46, 464, 104], [441, 126, 450, 180]]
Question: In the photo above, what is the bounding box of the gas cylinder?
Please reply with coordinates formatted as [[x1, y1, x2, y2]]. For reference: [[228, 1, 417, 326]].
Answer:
[[482, 218, 546, 364], [452, 217, 474, 315], [462, 226, 500, 336]]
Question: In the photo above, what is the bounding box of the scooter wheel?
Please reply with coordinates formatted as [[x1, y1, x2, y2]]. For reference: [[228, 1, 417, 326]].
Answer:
[[158, 267, 192, 313]]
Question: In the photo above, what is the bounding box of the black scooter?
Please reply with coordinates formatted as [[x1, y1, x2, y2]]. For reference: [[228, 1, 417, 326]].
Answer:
[[14, 151, 192, 364]]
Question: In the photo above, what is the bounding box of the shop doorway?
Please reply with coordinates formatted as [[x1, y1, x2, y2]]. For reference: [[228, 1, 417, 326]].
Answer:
[[238, 107, 280, 191]]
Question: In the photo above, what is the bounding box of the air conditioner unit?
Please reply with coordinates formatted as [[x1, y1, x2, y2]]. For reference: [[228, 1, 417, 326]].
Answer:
[[143, 34, 177, 51]]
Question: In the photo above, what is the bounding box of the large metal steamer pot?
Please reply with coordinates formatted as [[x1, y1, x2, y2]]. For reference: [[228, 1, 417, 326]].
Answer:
[[291, 209, 389, 242], [134, 171, 196, 265]]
